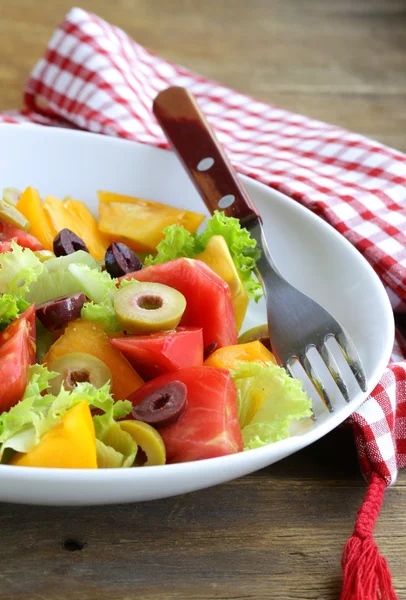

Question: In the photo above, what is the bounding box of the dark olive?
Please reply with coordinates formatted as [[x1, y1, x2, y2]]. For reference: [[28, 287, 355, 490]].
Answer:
[[132, 381, 187, 428], [204, 341, 218, 361], [53, 229, 89, 257], [36, 293, 86, 331], [105, 242, 142, 278]]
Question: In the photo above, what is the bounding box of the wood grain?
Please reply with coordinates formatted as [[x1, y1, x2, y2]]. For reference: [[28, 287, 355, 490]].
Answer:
[[0, 1, 405, 598]]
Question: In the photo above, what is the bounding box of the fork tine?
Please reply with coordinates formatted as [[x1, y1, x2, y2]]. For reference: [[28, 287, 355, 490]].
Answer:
[[301, 353, 334, 412], [320, 343, 350, 402], [335, 331, 368, 392]]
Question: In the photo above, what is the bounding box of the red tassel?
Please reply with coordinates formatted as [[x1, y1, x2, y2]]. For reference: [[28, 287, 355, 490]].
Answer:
[[341, 472, 397, 600]]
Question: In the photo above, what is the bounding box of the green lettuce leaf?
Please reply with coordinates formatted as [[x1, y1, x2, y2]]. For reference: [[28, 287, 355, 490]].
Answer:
[[0, 365, 59, 459], [0, 241, 44, 296], [79, 272, 135, 331], [144, 211, 262, 301], [68, 264, 117, 304], [87, 384, 132, 420], [117, 277, 138, 290], [70, 263, 121, 332], [231, 361, 312, 450], [199, 212, 262, 302], [26, 253, 100, 305], [44, 251, 100, 274], [80, 300, 120, 332], [144, 225, 196, 266], [94, 410, 137, 468], [25, 252, 100, 306], [0, 366, 132, 460], [22, 364, 58, 399], [0, 294, 30, 331], [95, 439, 127, 468]]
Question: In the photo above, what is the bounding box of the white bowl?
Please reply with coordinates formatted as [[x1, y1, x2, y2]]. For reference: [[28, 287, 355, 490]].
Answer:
[[0, 124, 394, 506]]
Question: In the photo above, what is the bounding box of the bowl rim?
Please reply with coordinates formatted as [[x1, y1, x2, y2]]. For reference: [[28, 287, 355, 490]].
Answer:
[[0, 124, 395, 484]]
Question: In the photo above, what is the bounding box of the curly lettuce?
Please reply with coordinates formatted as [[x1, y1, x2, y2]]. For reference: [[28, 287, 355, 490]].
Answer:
[[0, 241, 43, 296], [199, 212, 262, 301], [144, 224, 196, 264], [68, 264, 117, 304], [144, 211, 262, 301], [231, 361, 312, 450], [94, 411, 137, 468], [26, 252, 100, 305], [0, 294, 30, 331], [72, 268, 134, 332], [81, 300, 119, 332], [0, 365, 132, 461]]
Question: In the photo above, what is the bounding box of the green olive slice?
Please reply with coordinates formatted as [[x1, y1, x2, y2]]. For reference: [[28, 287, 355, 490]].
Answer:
[[48, 352, 112, 395], [119, 420, 166, 466], [238, 324, 271, 351], [114, 282, 186, 334], [0, 198, 30, 231]]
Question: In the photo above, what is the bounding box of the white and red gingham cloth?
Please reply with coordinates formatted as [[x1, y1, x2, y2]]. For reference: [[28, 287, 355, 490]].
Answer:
[[2, 7, 406, 488]]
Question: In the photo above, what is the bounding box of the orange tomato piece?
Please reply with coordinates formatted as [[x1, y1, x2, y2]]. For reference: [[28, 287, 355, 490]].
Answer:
[[43, 195, 78, 236], [42, 319, 144, 400], [16, 187, 56, 251], [43, 196, 109, 261], [11, 401, 97, 469], [97, 191, 205, 252], [204, 340, 276, 369], [63, 198, 110, 260]]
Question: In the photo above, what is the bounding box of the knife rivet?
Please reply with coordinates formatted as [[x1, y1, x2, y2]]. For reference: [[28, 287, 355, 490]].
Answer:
[[218, 194, 235, 208], [197, 157, 215, 171]]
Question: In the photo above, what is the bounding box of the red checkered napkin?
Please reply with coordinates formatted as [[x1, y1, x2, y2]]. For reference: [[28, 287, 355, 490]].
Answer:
[[1, 8, 406, 596]]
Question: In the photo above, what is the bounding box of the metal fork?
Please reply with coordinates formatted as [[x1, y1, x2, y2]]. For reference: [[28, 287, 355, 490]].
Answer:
[[153, 86, 367, 409]]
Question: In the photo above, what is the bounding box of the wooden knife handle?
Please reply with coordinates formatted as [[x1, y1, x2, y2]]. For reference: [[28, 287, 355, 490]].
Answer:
[[153, 86, 261, 224]]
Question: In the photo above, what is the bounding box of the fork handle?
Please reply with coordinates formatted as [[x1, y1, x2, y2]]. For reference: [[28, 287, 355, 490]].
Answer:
[[153, 86, 261, 224]]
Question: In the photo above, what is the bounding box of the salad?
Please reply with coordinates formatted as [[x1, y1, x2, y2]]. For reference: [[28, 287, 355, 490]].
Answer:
[[0, 186, 312, 469]]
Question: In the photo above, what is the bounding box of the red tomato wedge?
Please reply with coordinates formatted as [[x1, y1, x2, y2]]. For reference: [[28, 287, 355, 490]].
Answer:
[[21, 304, 36, 364], [0, 223, 43, 251], [0, 317, 31, 413], [109, 327, 204, 381], [23, 304, 37, 346], [0, 241, 12, 253], [121, 258, 238, 349], [0, 305, 36, 365], [127, 367, 243, 463]]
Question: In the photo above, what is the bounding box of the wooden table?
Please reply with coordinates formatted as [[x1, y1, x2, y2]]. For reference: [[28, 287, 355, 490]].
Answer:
[[1, 1, 405, 598]]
